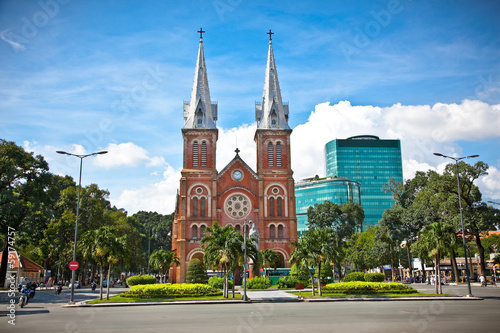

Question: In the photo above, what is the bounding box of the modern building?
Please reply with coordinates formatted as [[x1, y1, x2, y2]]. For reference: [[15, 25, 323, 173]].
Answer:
[[170, 31, 297, 283], [295, 176, 361, 235], [325, 135, 403, 228]]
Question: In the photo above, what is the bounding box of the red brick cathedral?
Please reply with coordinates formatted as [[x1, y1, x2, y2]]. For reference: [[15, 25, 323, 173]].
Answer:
[[170, 31, 297, 283]]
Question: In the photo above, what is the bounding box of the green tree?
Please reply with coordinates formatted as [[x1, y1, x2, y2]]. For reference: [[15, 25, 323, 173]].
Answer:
[[290, 228, 338, 296], [201, 221, 256, 298], [186, 258, 208, 284], [149, 249, 180, 284], [412, 222, 453, 294], [0, 139, 51, 286], [260, 249, 280, 277]]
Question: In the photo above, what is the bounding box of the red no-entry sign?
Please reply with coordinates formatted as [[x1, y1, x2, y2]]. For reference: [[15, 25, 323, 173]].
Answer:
[[69, 261, 79, 271]]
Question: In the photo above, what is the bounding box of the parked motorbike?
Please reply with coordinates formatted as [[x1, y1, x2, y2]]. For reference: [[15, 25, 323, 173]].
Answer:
[[55, 285, 62, 295]]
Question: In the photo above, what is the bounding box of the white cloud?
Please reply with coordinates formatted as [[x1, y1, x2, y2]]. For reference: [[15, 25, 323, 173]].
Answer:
[[112, 164, 181, 215], [94, 142, 166, 168], [478, 166, 500, 201], [0, 29, 26, 51]]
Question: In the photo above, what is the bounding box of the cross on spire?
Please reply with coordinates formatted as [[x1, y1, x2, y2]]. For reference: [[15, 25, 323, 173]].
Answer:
[[198, 28, 205, 39], [267, 29, 274, 41], [235, 148, 240, 155]]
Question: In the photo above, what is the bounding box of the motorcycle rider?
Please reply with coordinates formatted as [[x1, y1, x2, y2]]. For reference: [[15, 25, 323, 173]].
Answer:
[[20, 285, 30, 305]]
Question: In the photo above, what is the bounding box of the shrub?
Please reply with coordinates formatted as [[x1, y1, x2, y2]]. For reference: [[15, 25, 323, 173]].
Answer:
[[208, 276, 232, 290], [247, 276, 272, 290], [127, 283, 222, 297], [185, 259, 208, 284], [322, 282, 416, 294], [343, 272, 365, 282], [126, 275, 157, 286], [276, 276, 299, 289], [364, 273, 385, 282], [315, 263, 334, 284]]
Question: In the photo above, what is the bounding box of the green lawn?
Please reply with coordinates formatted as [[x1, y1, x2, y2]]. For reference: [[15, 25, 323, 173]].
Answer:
[[88, 293, 243, 304], [289, 291, 455, 298]]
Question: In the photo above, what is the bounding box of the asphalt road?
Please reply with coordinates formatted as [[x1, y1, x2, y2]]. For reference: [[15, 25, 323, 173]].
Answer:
[[1, 284, 499, 333]]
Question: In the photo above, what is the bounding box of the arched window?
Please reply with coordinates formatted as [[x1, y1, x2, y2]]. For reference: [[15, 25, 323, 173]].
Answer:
[[278, 225, 284, 239], [200, 197, 206, 217], [193, 142, 199, 167], [270, 109, 277, 128], [269, 197, 275, 217], [200, 225, 206, 237], [277, 197, 283, 217], [235, 225, 241, 233], [268, 142, 274, 167], [192, 225, 198, 240], [270, 225, 275, 239], [196, 108, 203, 127], [201, 142, 207, 167], [276, 142, 282, 167], [192, 197, 198, 217]]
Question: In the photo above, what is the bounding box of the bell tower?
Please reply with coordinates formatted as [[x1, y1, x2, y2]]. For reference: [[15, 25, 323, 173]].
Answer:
[[254, 30, 297, 259], [172, 29, 218, 283]]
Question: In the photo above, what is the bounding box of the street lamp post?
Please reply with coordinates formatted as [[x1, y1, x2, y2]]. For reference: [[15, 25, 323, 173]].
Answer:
[[56, 150, 108, 303], [434, 152, 478, 297]]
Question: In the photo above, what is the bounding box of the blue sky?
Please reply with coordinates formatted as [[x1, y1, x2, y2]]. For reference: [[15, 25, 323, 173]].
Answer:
[[1, 0, 499, 214]]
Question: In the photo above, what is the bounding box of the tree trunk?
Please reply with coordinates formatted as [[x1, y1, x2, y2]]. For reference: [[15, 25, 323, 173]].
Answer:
[[474, 231, 486, 276], [106, 263, 111, 300], [434, 255, 439, 295], [318, 261, 322, 296], [390, 244, 395, 282], [450, 248, 460, 283], [308, 268, 315, 297], [0, 237, 9, 287], [99, 264, 103, 300], [406, 243, 413, 278]]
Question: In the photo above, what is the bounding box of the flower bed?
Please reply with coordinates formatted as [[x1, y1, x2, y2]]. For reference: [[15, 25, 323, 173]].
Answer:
[[322, 282, 416, 294], [123, 283, 222, 298]]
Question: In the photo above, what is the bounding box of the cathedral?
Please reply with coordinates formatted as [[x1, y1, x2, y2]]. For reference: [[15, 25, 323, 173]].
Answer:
[[170, 30, 297, 283]]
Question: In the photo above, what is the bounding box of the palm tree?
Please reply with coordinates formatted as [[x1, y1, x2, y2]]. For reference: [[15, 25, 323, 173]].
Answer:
[[260, 249, 280, 277], [201, 221, 249, 298], [149, 249, 180, 284], [290, 237, 316, 295], [290, 228, 338, 296], [415, 222, 451, 294]]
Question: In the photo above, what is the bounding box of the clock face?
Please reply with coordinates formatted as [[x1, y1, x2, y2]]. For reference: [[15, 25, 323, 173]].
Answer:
[[233, 170, 243, 180]]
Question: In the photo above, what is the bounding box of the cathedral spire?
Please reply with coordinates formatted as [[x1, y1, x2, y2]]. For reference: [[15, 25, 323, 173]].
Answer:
[[255, 30, 290, 130], [183, 28, 217, 129]]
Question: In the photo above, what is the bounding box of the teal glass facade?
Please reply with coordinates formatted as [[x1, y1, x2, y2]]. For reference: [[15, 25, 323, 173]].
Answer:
[[295, 177, 361, 235], [325, 135, 403, 228]]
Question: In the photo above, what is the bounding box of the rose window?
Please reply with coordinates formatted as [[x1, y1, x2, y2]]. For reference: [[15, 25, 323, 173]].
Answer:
[[225, 194, 251, 220]]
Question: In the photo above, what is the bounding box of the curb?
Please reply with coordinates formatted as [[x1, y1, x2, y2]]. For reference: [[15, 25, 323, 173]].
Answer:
[[61, 295, 482, 307]]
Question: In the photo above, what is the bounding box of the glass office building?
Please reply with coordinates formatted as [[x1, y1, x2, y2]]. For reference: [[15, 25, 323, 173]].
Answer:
[[295, 176, 361, 235], [325, 135, 403, 228]]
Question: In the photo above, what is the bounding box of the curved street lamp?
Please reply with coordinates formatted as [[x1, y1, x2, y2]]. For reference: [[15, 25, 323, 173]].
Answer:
[[56, 150, 108, 303], [434, 153, 478, 297]]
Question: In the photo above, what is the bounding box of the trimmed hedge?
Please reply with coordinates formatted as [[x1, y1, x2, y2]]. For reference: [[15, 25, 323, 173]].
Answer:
[[276, 276, 299, 289], [208, 276, 233, 290], [364, 273, 385, 282], [247, 276, 272, 290], [343, 272, 365, 282], [126, 283, 222, 297], [322, 282, 416, 294], [126, 275, 157, 286]]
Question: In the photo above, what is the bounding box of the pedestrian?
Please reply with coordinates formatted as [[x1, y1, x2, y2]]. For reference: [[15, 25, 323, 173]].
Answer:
[[480, 274, 486, 287]]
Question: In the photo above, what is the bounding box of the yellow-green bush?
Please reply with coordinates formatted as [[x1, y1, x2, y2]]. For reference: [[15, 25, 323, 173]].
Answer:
[[125, 283, 222, 298], [322, 281, 416, 294]]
